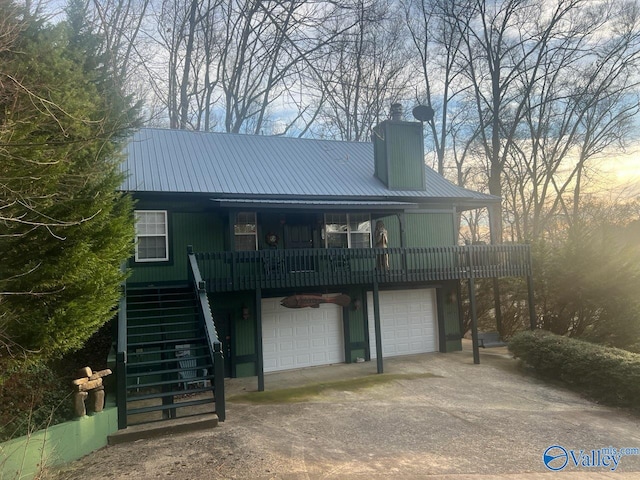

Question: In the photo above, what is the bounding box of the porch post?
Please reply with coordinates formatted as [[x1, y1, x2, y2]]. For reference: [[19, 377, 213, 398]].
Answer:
[[372, 281, 383, 374], [468, 277, 480, 365], [255, 287, 265, 391]]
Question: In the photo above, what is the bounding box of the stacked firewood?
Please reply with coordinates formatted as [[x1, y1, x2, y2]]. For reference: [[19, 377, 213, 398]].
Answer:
[[71, 367, 112, 417]]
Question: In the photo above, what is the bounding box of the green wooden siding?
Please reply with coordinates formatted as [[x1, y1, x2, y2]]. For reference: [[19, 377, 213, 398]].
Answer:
[[344, 287, 367, 362], [373, 121, 425, 190], [210, 291, 256, 378], [129, 212, 225, 285], [442, 282, 462, 352], [404, 212, 454, 247]]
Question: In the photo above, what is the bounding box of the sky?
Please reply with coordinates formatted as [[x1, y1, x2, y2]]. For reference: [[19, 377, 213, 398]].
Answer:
[[602, 147, 640, 199]]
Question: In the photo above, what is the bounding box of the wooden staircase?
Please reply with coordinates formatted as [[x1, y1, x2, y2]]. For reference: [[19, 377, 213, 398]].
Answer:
[[124, 286, 217, 425]]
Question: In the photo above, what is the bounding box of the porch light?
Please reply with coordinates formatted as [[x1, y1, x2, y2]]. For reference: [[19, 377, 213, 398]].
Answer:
[[241, 306, 250, 319]]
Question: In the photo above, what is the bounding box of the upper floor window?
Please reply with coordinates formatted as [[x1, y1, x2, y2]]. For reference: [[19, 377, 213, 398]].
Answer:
[[135, 210, 169, 262], [234, 212, 257, 251], [325, 213, 371, 248]]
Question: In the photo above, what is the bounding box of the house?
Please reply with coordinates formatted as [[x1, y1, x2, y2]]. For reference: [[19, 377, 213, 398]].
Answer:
[[115, 107, 533, 429]]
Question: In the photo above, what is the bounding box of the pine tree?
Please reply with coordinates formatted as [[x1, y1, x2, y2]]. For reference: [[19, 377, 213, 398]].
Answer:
[[0, 0, 137, 365]]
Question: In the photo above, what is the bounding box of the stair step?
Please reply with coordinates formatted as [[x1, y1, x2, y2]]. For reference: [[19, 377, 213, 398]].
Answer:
[[127, 337, 204, 348], [126, 285, 191, 293], [126, 365, 213, 378], [127, 317, 199, 327], [128, 346, 210, 358], [127, 305, 198, 316], [125, 374, 214, 391], [127, 328, 201, 339], [127, 296, 198, 310], [127, 353, 211, 368], [108, 413, 219, 445], [127, 293, 192, 300], [127, 385, 214, 402], [127, 397, 215, 416]]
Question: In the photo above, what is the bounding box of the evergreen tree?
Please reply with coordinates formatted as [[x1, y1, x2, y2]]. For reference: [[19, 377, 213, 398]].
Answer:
[[0, 0, 137, 366]]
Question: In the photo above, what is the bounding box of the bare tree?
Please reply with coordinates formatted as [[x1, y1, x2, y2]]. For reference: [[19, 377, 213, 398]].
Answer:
[[499, 0, 640, 241], [145, 0, 346, 133], [404, 0, 474, 175], [313, 0, 413, 141]]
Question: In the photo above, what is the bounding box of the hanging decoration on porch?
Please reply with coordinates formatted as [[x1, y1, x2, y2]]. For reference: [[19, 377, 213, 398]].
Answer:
[[265, 232, 279, 246], [374, 220, 390, 270], [281, 294, 351, 309]]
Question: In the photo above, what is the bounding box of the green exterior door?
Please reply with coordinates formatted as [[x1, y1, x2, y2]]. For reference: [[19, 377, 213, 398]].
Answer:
[[285, 223, 313, 249], [285, 220, 314, 271]]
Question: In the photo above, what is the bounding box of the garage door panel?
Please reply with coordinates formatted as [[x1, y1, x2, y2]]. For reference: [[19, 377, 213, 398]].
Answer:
[[368, 289, 437, 359], [262, 298, 345, 372]]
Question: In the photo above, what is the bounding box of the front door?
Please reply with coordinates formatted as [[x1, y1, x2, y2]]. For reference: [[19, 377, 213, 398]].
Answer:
[[284, 219, 314, 271], [285, 223, 313, 249]]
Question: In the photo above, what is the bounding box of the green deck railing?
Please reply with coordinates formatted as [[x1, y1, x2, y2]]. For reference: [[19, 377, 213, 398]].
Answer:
[[187, 247, 225, 421], [194, 244, 531, 292]]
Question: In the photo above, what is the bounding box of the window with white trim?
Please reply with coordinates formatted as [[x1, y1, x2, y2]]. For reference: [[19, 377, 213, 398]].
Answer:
[[324, 213, 371, 248], [135, 210, 169, 262], [234, 212, 257, 251]]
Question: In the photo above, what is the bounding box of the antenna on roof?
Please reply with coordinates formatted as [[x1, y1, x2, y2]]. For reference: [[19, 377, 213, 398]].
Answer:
[[412, 105, 434, 123]]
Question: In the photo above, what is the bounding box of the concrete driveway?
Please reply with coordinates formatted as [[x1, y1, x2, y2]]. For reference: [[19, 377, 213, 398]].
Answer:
[[55, 344, 640, 479]]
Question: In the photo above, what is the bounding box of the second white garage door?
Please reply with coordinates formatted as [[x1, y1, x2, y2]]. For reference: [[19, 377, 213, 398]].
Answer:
[[367, 288, 437, 359], [262, 297, 344, 372]]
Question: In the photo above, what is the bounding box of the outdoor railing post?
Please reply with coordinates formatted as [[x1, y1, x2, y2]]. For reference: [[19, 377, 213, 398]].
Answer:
[[116, 351, 127, 429], [213, 342, 226, 421], [526, 245, 536, 330], [116, 286, 128, 429], [466, 247, 480, 365]]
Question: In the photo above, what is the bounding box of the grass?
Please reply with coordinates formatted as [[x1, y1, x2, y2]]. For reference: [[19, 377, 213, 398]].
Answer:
[[227, 372, 440, 404]]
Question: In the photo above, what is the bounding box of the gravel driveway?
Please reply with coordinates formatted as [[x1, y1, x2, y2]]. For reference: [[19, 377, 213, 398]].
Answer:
[[52, 347, 640, 479]]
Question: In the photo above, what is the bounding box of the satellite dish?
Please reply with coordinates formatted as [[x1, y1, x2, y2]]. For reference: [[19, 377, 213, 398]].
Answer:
[[412, 105, 434, 122]]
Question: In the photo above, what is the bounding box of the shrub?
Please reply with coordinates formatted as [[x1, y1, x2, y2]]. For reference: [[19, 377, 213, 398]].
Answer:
[[508, 330, 640, 409], [0, 362, 74, 442]]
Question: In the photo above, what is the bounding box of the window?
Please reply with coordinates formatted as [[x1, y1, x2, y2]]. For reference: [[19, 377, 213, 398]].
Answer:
[[324, 213, 371, 248], [135, 210, 169, 262], [234, 212, 257, 251]]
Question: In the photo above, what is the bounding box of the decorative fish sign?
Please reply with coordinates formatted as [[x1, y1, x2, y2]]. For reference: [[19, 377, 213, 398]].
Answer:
[[281, 294, 351, 309]]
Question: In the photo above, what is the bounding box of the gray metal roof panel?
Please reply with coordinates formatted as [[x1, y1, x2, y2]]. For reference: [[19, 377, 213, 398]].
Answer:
[[120, 128, 498, 204]]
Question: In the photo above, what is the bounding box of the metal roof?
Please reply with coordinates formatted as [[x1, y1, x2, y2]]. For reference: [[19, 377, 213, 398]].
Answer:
[[121, 128, 498, 207]]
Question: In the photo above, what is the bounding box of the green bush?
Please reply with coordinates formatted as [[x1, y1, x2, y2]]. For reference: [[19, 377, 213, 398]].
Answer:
[[508, 330, 640, 409], [0, 362, 74, 442]]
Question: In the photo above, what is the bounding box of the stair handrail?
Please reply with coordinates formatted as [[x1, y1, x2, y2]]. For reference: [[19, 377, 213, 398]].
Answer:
[[187, 245, 225, 421]]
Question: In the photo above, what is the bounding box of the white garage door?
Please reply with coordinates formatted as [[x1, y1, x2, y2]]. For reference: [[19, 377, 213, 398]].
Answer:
[[262, 297, 345, 372], [367, 288, 437, 359]]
